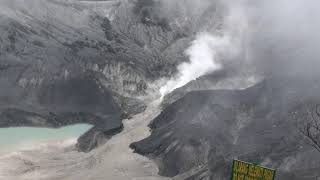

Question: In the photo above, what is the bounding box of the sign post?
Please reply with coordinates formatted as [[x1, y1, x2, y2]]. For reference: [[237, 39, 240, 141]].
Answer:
[[231, 159, 276, 180]]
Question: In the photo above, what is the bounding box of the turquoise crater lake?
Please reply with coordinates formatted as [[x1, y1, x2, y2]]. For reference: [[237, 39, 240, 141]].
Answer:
[[0, 124, 92, 154]]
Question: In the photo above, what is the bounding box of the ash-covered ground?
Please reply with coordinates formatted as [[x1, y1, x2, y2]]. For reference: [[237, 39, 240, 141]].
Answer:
[[1, 0, 320, 180]]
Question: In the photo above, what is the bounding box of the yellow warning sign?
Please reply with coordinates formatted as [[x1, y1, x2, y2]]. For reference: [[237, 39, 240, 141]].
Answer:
[[231, 160, 276, 180]]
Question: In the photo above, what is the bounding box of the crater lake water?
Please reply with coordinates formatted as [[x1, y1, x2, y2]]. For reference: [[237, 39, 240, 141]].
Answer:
[[0, 124, 92, 154]]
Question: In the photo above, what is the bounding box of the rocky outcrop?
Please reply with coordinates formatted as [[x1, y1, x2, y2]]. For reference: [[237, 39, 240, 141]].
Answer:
[[0, 0, 227, 152], [131, 77, 320, 180], [161, 69, 261, 108], [0, 0, 188, 151]]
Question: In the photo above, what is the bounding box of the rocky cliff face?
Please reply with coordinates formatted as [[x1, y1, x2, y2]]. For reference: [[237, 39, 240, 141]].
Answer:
[[2, 1, 319, 180], [0, 0, 227, 151], [131, 77, 320, 180], [0, 0, 162, 150]]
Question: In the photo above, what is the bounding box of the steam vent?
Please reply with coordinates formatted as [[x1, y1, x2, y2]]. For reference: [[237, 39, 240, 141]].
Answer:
[[0, 0, 319, 179]]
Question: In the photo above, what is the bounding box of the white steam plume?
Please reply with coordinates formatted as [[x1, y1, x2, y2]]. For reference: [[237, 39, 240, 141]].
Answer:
[[159, 33, 233, 97], [159, 1, 248, 98]]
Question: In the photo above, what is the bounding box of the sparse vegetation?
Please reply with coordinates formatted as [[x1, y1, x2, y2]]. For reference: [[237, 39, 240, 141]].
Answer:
[[299, 105, 320, 152]]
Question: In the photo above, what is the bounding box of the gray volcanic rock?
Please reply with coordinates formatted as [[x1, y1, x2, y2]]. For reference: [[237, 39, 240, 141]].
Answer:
[[0, 0, 200, 151], [131, 77, 320, 179], [0, 0, 226, 151], [161, 68, 260, 108], [1, 0, 320, 179], [0, 72, 124, 151]]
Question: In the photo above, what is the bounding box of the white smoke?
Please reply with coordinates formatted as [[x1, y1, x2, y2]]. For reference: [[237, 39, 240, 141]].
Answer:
[[159, 33, 233, 97], [158, 1, 248, 97]]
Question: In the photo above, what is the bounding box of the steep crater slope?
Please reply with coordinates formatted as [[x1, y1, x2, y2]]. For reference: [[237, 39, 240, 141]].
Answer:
[[0, 0, 224, 151], [131, 77, 320, 180]]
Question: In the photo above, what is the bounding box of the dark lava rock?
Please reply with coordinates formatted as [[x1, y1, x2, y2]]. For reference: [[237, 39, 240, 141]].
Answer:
[[131, 77, 320, 180], [1, 0, 217, 151], [77, 124, 124, 152], [0, 73, 124, 151]]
